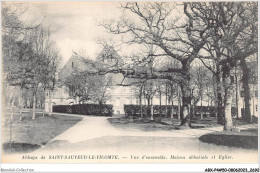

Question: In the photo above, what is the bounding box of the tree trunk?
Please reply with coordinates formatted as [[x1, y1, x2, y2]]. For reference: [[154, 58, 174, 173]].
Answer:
[[179, 60, 192, 127], [207, 87, 210, 107], [49, 90, 52, 115], [150, 98, 154, 121], [191, 104, 194, 118], [25, 98, 28, 108], [180, 83, 191, 127], [170, 84, 174, 119], [9, 100, 14, 148], [240, 59, 251, 123], [222, 67, 234, 131], [19, 87, 23, 122], [32, 93, 36, 120], [143, 93, 146, 117], [99, 101, 102, 116], [214, 98, 218, 117], [200, 95, 203, 119], [159, 91, 162, 119], [147, 97, 150, 117], [251, 84, 255, 122], [235, 66, 242, 119], [201, 96, 203, 107], [237, 87, 242, 119], [139, 93, 143, 118], [177, 85, 181, 120], [165, 83, 168, 118], [216, 65, 224, 124], [171, 100, 174, 119], [223, 89, 234, 131], [9, 111, 13, 148]]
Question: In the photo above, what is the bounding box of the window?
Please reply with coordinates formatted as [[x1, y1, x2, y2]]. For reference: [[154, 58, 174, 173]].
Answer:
[[255, 90, 258, 97], [126, 97, 130, 104], [72, 62, 74, 68], [53, 89, 62, 99], [115, 97, 120, 106], [69, 86, 75, 97], [256, 105, 258, 112], [136, 97, 139, 105]]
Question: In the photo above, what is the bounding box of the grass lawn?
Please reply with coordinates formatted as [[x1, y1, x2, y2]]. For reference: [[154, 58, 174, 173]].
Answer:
[[199, 128, 258, 149], [2, 111, 82, 153], [108, 116, 249, 131], [108, 116, 257, 149]]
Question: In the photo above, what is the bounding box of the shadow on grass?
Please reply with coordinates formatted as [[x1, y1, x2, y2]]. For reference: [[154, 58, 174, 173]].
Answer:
[[199, 133, 258, 149], [2, 113, 83, 154], [2, 143, 41, 154], [241, 128, 258, 133]]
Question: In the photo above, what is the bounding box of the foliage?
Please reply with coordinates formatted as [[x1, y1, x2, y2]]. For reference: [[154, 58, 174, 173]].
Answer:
[[100, 2, 258, 129], [64, 53, 113, 104], [2, 3, 60, 119]]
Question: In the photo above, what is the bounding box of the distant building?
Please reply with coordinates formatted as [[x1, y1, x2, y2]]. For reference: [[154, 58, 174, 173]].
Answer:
[[45, 47, 258, 118], [44, 46, 143, 114], [45, 46, 181, 115]]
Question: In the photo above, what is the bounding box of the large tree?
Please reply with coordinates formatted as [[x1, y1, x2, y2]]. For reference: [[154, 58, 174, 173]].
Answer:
[[2, 4, 60, 119], [198, 2, 257, 129], [100, 2, 214, 127], [25, 27, 60, 119]]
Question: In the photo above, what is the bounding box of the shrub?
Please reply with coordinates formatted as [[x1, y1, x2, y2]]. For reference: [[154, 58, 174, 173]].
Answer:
[[124, 104, 178, 117], [193, 106, 237, 117], [195, 106, 216, 115], [124, 105, 238, 118], [53, 104, 113, 116]]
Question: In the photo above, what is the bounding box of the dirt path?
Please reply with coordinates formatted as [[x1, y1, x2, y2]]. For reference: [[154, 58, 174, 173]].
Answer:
[[49, 116, 120, 143], [47, 115, 225, 144]]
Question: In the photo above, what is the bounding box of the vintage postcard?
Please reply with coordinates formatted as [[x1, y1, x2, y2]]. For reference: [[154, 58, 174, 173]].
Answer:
[[1, 0, 258, 167]]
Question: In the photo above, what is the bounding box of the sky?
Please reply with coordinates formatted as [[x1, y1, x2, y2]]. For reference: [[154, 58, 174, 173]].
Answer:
[[5, 1, 186, 67], [16, 2, 123, 66]]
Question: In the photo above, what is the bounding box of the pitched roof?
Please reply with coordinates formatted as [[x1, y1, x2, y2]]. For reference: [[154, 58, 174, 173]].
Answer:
[[58, 55, 94, 82], [96, 45, 124, 67]]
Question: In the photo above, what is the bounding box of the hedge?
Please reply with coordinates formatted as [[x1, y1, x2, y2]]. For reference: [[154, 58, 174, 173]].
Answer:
[[194, 106, 216, 115], [53, 104, 113, 116], [195, 106, 237, 116], [124, 104, 178, 117], [124, 104, 238, 117]]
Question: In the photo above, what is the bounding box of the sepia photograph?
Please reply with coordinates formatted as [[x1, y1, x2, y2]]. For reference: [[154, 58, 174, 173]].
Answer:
[[1, 0, 258, 170]]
